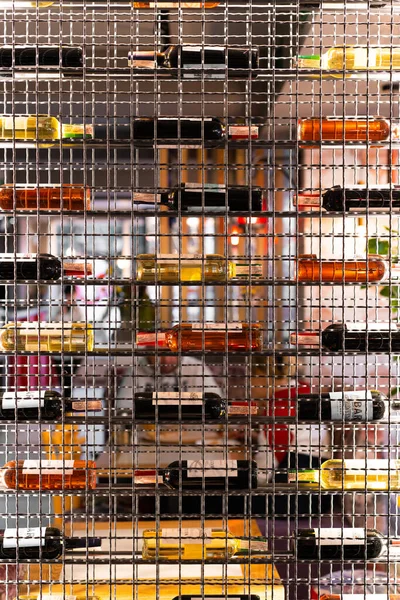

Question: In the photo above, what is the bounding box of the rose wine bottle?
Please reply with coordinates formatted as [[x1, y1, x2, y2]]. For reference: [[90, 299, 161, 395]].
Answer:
[[0, 459, 97, 490], [0, 185, 90, 211], [296, 254, 392, 283], [298, 117, 393, 142], [0, 526, 101, 560]]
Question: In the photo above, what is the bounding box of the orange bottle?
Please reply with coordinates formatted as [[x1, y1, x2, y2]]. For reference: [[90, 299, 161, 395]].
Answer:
[[297, 254, 391, 283], [0, 459, 96, 490], [0, 185, 90, 211], [298, 117, 392, 142], [165, 323, 263, 352]]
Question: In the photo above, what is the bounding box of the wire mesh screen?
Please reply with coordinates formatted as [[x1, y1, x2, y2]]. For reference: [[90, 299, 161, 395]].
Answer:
[[0, 2, 400, 600]]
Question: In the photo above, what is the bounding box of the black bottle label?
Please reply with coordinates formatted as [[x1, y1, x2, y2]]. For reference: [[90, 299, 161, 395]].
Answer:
[[329, 390, 372, 420], [3, 526, 46, 548], [313, 528, 365, 545], [2, 390, 44, 409], [152, 391, 203, 405], [187, 459, 238, 478]]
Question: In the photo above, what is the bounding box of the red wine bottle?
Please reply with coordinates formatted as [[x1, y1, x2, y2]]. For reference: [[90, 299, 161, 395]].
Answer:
[[0, 46, 83, 68], [160, 184, 263, 212], [0, 253, 90, 281], [0, 526, 101, 560], [294, 528, 384, 560], [297, 390, 387, 421], [162, 459, 258, 490], [134, 391, 226, 420], [292, 323, 400, 353], [295, 186, 400, 213], [0, 389, 101, 420]]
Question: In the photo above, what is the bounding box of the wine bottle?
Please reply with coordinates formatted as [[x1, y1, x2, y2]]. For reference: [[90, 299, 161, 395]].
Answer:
[[296, 254, 392, 283], [298, 117, 393, 142], [133, 391, 258, 420], [297, 46, 400, 71], [0, 459, 96, 490], [294, 186, 400, 213], [291, 323, 400, 353], [162, 459, 258, 490], [320, 595, 400, 600], [0, 322, 94, 352], [136, 254, 262, 283], [0, 185, 90, 211], [21, 595, 100, 600], [0, 115, 60, 140], [0, 253, 91, 281], [175, 597, 261, 600], [129, 45, 258, 74], [137, 323, 263, 352], [0, 526, 101, 560], [131, 118, 258, 145], [296, 390, 387, 422], [0, 46, 82, 68], [289, 458, 400, 490], [134, 183, 263, 212], [294, 528, 384, 560], [142, 527, 269, 560], [0, 389, 101, 421], [132, 1, 219, 8]]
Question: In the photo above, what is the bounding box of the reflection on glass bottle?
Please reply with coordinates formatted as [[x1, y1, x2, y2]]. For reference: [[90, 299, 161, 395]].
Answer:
[[0, 459, 96, 490], [298, 117, 393, 142], [142, 528, 269, 560], [0, 322, 94, 352], [0, 185, 90, 211]]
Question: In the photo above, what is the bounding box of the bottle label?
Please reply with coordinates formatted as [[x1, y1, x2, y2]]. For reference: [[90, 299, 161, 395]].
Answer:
[[345, 322, 396, 331], [3, 526, 46, 548], [228, 125, 259, 140], [22, 459, 75, 474], [343, 458, 397, 472], [133, 192, 162, 203], [352, 47, 377, 69], [330, 399, 373, 421], [313, 528, 365, 545], [191, 323, 242, 330], [183, 183, 225, 193], [2, 116, 29, 130], [187, 459, 238, 478], [152, 391, 203, 405], [159, 527, 213, 543], [2, 390, 45, 409], [0, 253, 36, 261]]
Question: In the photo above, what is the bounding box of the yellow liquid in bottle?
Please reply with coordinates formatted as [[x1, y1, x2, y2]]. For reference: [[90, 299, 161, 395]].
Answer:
[[136, 254, 235, 283], [319, 458, 400, 490], [324, 46, 400, 70], [0, 322, 94, 352], [0, 115, 60, 140], [142, 528, 240, 560]]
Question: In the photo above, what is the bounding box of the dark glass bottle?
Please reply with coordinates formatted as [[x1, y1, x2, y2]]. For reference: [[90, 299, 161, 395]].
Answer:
[[163, 459, 258, 490], [0, 46, 83, 68], [294, 528, 384, 560], [160, 184, 263, 212], [0, 253, 89, 281], [132, 118, 225, 141], [322, 323, 400, 352], [297, 390, 387, 422], [0, 389, 101, 420], [295, 186, 400, 212], [0, 526, 101, 560], [133, 391, 226, 420], [129, 45, 259, 71]]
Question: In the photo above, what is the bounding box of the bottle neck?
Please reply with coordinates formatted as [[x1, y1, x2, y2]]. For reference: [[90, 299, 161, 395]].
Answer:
[[288, 469, 320, 485], [128, 51, 164, 69], [62, 261, 92, 277], [290, 332, 320, 346], [235, 537, 270, 556], [227, 125, 258, 140], [136, 332, 167, 348], [64, 536, 102, 550], [292, 193, 322, 208], [296, 55, 321, 69]]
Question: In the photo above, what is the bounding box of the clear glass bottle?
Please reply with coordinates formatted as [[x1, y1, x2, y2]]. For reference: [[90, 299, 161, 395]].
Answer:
[[136, 254, 261, 283], [142, 527, 269, 560], [298, 46, 400, 71], [298, 117, 392, 142], [0, 184, 90, 211], [0, 459, 97, 490], [0, 322, 94, 352], [290, 458, 400, 490], [296, 254, 390, 283], [0, 115, 60, 140]]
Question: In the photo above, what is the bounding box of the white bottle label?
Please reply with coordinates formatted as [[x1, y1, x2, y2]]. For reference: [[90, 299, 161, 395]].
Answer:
[[183, 183, 225, 192], [152, 391, 203, 405], [343, 458, 398, 473], [2, 117, 29, 131], [159, 527, 213, 543], [0, 253, 36, 261], [22, 459, 75, 475], [187, 459, 238, 478], [2, 390, 45, 410], [191, 323, 242, 330], [352, 47, 377, 69], [313, 528, 365, 545], [3, 526, 46, 548], [345, 322, 396, 331], [329, 390, 373, 421]]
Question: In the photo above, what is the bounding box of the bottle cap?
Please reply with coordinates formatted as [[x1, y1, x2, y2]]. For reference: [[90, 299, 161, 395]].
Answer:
[[296, 55, 321, 68], [292, 193, 321, 208], [62, 261, 93, 277], [128, 51, 157, 69], [290, 332, 320, 346], [227, 402, 259, 415], [288, 468, 320, 484], [228, 125, 258, 140], [62, 124, 93, 140], [136, 332, 167, 348], [70, 400, 102, 412]]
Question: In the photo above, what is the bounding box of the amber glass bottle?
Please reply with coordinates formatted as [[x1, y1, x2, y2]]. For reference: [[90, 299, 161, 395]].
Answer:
[[0, 459, 96, 490], [165, 323, 263, 352], [297, 255, 389, 283], [0, 185, 89, 211], [298, 117, 392, 142]]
